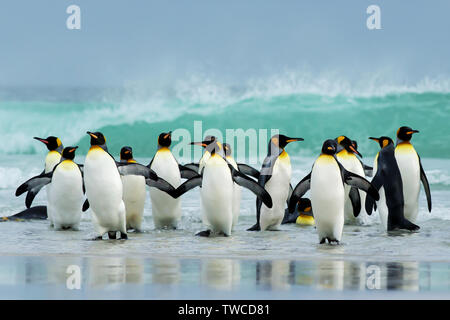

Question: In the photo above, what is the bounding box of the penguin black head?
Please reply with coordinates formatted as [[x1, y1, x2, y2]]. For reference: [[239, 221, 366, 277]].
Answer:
[[120, 146, 133, 162], [61, 146, 78, 160], [223, 143, 232, 157], [321, 139, 337, 155], [397, 126, 419, 142], [336, 136, 362, 157], [369, 136, 394, 149], [352, 140, 358, 150], [297, 198, 313, 216], [270, 134, 304, 150], [34, 136, 63, 152], [87, 131, 106, 146], [158, 132, 172, 148], [190, 136, 216, 149]]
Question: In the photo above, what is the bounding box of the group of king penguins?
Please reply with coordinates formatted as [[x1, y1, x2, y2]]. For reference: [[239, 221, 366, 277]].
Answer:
[[11, 126, 431, 244]]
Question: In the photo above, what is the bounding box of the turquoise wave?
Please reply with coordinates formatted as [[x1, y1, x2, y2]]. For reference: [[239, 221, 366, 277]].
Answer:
[[0, 91, 449, 159]]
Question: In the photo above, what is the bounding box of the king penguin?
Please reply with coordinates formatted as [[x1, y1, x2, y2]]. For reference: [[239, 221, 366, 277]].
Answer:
[[365, 136, 421, 232], [173, 140, 273, 237], [248, 134, 303, 231], [15, 146, 84, 230], [288, 140, 379, 244], [335, 136, 371, 224], [34, 136, 64, 224], [282, 198, 314, 226], [120, 146, 146, 232], [394, 126, 432, 223], [148, 132, 182, 229]]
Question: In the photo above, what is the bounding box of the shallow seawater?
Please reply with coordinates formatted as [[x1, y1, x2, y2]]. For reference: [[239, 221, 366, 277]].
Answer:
[[0, 155, 449, 299]]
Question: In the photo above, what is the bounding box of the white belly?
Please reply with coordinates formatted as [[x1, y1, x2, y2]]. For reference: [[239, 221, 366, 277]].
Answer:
[[201, 156, 233, 235], [336, 152, 369, 224], [150, 149, 182, 228], [44, 151, 61, 224], [84, 150, 125, 234], [311, 156, 345, 242], [395, 146, 420, 222], [121, 175, 146, 230], [377, 186, 389, 231], [48, 162, 84, 229], [260, 158, 291, 231]]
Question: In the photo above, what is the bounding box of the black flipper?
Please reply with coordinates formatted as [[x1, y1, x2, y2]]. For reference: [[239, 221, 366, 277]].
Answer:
[[117, 162, 155, 179], [364, 171, 384, 215], [335, 159, 380, 202], [287, 172, 311, 213], [349, 187, 361, 217], [419, 156, 432, 212], [4, 206, 47, 220], [237, 163, 260, 179], [178, 164, 200, 179], [82, 199, 90, 212], [172, 176, 203, 198], [286, 183, 293, 207], [16, 172, 53, 208], [184, 163, 200, 172], [229, 164, 273, 208], [146, 177, 177, 198]]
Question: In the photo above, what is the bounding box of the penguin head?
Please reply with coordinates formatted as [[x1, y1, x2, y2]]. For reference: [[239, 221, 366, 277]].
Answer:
[[352, 140, 358, 150], [120, 146, 133, 162], [87, 131, 106, 147], [270, 134, 304, 150], [158, 131, 172, 148], [336, 136, 362, 157], [297, 198, 313, 216], [321, 139, 337, 155], [61, 146, 78, 160], [190, 136, 216, 149], [223, 143, 232, 157], [369, 136, 394, 149], [397, 126, 419, 142], [34, 136, 63, 152]]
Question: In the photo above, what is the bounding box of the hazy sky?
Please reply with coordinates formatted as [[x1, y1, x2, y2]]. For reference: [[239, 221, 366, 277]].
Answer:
[[0, 0, 449, 87]]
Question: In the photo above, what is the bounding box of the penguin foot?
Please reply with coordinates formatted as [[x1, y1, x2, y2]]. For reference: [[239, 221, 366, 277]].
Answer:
[[196, 230, 211, 237], [108, 231, 117, 239], [247, 223, 261, 231], [218, 231, 229, 237], [120, 232, 128, 240], [93, 235, 103, 241]]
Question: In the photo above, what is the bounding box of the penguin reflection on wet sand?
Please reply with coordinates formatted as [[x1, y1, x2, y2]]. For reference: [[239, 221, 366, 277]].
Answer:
[[394, 126, 432, 223], [172, 139, 272, 237], [288, 140, 379, 244], [84, 131, 177, 240], [15, 146, 84, 230], [365, 136, 420, 232], [120, 146, 146, 232], [248, 134, 304, 231]]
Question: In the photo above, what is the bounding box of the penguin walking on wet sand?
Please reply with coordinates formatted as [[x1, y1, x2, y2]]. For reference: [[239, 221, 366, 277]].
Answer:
[[335, 136, 371, 224], [120, 146, 146, 232], [84, 131, 177, 240], [365, 136, 421, 232], [394, 126, 432, 223], [172, 139, 273, 237], [15, 146, 84, 230], [148, 132, 198, 229], [288, 140, 379, 244], [248, 134, 304, 231]]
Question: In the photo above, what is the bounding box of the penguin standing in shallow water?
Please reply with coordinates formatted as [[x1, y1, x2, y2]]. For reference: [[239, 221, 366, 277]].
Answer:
[[16, 146, 84, 230], [84, 131, 177, 239], [248, 134, 303, 231], [394, 126, 432, 223], [288, 140, 379, 244], [148, 132, 188, 229], [173, 140, 272, 237], [365, 136, 421, 232], [335, 136, 371, 224], [120, 146, 146, 232]]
